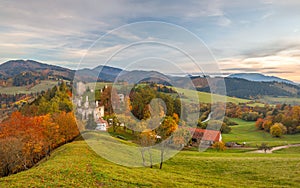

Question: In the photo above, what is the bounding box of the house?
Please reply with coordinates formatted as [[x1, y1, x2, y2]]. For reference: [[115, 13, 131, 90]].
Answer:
[[95, 118, 108, 131], [118, 94, 125, 103], [189, 128, 222, 146]]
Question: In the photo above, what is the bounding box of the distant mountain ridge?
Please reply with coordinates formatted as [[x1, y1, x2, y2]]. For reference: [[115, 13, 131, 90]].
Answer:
[[0, 60, 74, 86], [228, 73, 295, 85], [1, 60, 300, 99], [0, 60, 74, 79]]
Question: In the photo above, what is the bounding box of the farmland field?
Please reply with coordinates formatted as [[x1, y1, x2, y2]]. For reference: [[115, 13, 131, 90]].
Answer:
[[0, 80, 58, 94], [1, 132, 299, 187], [222, 118, 300, 147], [260, 96, 300, 106]]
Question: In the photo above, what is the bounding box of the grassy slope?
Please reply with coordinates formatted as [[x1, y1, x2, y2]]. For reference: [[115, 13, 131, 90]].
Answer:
[[0, 80, 58, 94], [273, 146, 300, 154], [222, 118, 300, 147], [261, 96, 300, 106], [170, 87, 251, 104], [1, 133, 300, 187]]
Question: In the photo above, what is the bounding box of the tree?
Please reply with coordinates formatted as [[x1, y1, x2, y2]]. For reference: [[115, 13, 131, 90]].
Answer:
[[212, 141, 226, 151], [171, 128, 191, 148], [85, 114, 97, 130], [207, 120, 231, 134], [156, 116, 177, 169], [0, 137, 23, 176], [255, 118, 264, 130], [137, 129, 156, 168], [270, 123, 287, 138], [262, 119, 273, 132], [100, 86, 120, 115], [258, 143, 271, 153]]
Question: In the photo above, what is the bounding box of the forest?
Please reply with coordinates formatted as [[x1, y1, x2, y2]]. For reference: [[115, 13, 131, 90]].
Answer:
[[0, 82, 79, 177]]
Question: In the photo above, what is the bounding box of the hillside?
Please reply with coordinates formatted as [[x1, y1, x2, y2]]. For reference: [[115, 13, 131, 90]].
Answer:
[[2, 60, 300, 99], [1, 132, 299, 187], [228, 73, 296, 85], [75, 65, 126, 82], [222, 118, 300, 147], [0, 60, 74, 86], [197, 77, 300, 99]]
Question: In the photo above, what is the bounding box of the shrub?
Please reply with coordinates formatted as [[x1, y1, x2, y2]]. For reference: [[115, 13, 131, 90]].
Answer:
[[270, 123, 287, 137], [212, 141, 226, 151]]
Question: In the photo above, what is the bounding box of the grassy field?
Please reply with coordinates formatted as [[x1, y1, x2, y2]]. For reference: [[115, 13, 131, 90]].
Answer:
[[260, 96, 300, 106], [0, 80, 58, 94], [170, 87, 251, 104], [222, 118, 300, 147], [273, 146, 300, 154], [1, 132, 300, 187]]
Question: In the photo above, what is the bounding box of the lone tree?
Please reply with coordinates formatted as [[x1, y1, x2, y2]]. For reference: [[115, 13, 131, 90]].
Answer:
[[137, 129, 156, 168], [258, 143, 271, 153], [156, 116, 177, 169]]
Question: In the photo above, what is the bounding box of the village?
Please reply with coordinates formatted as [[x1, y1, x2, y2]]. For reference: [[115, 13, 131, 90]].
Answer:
[[73, 82, 223, 147]]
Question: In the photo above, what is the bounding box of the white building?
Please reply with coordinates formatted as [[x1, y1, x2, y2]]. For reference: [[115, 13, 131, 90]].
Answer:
[[118, 94, 125, 103], [95, 118, 108, 131]]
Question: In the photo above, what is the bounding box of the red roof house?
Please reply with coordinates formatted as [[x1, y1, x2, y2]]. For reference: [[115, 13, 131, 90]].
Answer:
[[189, 128, 222, 146]]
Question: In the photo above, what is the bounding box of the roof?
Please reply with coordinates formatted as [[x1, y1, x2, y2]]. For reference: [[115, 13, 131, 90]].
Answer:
[[189, 128, 221, 142], [97, 118, 108, 124]]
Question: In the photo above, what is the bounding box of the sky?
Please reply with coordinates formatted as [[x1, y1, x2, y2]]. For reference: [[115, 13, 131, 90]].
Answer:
[[1, 0, 300, 81]]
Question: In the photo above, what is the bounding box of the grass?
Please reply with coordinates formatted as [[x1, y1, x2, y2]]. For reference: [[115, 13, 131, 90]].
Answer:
[[260, 96, 300, 106], [172, 87, 251, 104], [222, 118, 300, 147], [273, 147, 300, 154], [1, 132, 300, 187], [0, 80, 58, 94]]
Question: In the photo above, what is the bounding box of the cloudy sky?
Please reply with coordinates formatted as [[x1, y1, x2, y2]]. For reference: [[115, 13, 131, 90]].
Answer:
[[1, 0, 300, 81]]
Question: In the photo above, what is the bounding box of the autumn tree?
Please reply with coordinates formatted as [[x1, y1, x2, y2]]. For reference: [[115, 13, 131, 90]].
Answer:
[[137, 129, 156, 168], [171, 128, 191, 148], [270, 123, 287, 137], [0, 137, 23, 176], [255, 118, 264, 130], [212, 141, 226, 151], [0, 83, 79, 177], [156, 116, 177, 169]]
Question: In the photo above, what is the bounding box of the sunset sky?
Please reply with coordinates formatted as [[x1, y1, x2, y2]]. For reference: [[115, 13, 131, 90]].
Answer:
[[1, 0, 300, 82]]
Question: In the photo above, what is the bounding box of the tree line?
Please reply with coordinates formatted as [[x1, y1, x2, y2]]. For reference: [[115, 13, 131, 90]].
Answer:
[[0, 82, 79, 177]]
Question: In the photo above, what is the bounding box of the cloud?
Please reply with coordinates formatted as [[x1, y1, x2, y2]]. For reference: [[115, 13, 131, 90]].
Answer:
[[218, 46, 300, 81], [0, 0, 300, 82]]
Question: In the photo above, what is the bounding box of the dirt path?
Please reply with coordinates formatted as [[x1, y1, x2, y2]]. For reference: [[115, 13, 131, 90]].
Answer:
[[249, 144, 300, 154]]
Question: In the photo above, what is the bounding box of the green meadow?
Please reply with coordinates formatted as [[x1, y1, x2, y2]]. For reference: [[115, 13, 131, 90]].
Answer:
[[1, 132, 299, 187], [0, 80, 58, 94], [222, 118, 300, 147]]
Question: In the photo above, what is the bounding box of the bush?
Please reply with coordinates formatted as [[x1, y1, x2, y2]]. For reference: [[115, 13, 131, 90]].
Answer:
[[212, 141, 226, 151], [207, 120, 231, 134], [241, 112, 259, 121], [270, 123, 287, 137]]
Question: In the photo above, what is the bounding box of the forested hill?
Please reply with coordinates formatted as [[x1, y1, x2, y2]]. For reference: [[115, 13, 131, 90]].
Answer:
[[0, 82, 79, 177], [197, 77, 300, 99], [0, 60, 74, 86], [228, 73, 296, 85]]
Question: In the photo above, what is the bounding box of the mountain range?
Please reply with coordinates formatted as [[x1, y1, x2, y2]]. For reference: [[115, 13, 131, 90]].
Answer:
[[228, 73, 295, 85], [0, 60, 74, 86], [1, 60, 299, 99]]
